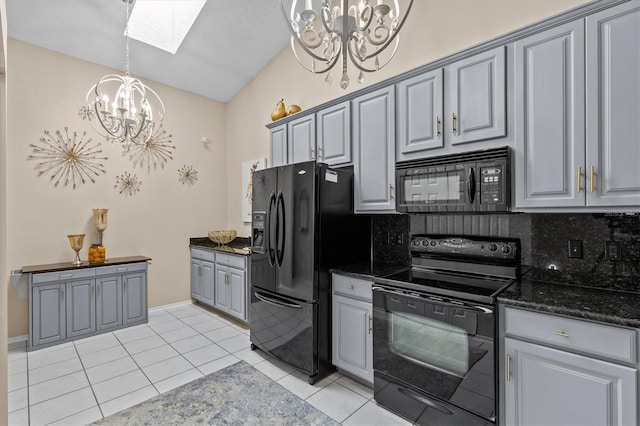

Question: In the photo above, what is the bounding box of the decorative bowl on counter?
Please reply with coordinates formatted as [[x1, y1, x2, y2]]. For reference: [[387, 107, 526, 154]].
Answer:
[[208, 230, 237, 245]]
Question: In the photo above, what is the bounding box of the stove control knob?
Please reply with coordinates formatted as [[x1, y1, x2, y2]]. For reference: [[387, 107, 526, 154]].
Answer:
[[488, 243, 498, 252], [430, 240, 437, 246], [500, 245, 511, 254], [422, 240, 429, 246], [413, 240, 421, 247]]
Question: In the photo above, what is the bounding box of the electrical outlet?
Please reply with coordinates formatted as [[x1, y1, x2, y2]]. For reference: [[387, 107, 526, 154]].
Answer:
[[386, 232, 393, 245], [568, 240, 583, 258], [604, 241, 622, 261], [396, 234, 404, 245]]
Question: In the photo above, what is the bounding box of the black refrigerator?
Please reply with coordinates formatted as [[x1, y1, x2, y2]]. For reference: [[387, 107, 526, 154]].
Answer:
[[249, 161, 370, 384]]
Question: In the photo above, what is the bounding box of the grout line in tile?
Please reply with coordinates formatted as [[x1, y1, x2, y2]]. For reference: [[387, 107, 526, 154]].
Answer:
[[73, 339, 105, 421]]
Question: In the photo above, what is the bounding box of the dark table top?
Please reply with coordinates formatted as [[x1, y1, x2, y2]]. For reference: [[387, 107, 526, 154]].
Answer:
[[22, 255, 151, 274]]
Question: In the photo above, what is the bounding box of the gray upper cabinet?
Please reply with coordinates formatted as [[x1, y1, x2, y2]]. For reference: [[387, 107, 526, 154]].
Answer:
[[316, 101, 351, 166], [586, 0, 640, 207], [514, 20, 585, 208], [353, 85, 396, 213], [270, 123, 287, 167], [447, 46, 506, 145], [66, 279, 95, 339], [396, 69, 444, 161], [515, 1, 639, 210], [288, 114, 316, 164], [31, 283, 66, 347]]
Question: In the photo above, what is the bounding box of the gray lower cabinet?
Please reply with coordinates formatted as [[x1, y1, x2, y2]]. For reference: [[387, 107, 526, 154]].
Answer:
[[96, 275, 123, 331], [190, 248, 248, 323], [515, 1, 640, 210], [66, 279, 95, 338], [31, 283, 66, 347], [353, 85, 396, 213], [29, 261, 148, 350], [331, 274, 373, 384], [501, 307, 638, 425], [214, 253, 247, 321], [190, 248, 215, 306]]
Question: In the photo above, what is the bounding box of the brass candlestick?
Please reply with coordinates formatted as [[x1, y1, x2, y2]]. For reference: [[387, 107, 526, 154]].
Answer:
[[67, 234, 85, 266], [92, 208, 108, 245]]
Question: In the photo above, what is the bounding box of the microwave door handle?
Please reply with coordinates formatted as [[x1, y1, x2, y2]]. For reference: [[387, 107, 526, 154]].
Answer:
[[467, 167, 476, 204]]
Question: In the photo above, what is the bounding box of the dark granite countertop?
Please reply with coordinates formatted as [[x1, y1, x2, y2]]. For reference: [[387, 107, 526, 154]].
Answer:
[[22, 256, 151, 274], [330, 261, 409, 281], [499, 277, 640, 328], [189, 237, 251, 256]]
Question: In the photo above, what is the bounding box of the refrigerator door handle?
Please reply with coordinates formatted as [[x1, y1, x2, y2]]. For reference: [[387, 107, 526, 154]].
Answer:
[[267, 191, 276, 267], [276, 190, 286, 267], [255, 291, 302, 309]]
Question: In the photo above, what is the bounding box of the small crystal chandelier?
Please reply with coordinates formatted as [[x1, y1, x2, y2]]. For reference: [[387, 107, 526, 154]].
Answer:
[[85, 0, 165, 149], [281, 0, 413, 89]]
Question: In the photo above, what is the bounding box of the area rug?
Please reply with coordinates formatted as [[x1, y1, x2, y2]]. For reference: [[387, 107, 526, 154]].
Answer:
[[93, 361, 338, 425]]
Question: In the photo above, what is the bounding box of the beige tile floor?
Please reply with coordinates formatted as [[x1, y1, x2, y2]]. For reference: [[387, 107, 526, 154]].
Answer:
[[7, 303, 411, 425]]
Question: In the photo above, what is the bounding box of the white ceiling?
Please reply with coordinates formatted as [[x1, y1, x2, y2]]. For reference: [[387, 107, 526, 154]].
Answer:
[[6, 0, 292, 102]]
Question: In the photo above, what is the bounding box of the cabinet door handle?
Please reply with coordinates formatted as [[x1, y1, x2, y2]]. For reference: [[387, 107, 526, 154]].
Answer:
[[506, 354, 512, 382], [436, 116, 441, 136], [318, 146, 323, 160], [577, 166, 582, 193], [451, 112, 457, 134], [554, 330, 570, 338], [590, 166, 595, 193], [60, 289, 65, 305], [198, 265, 202, 277], [368, 315, 373, 335], [310, 147, 315, 160], [347, 285, 354, 290], [389, 184, 394, 200]]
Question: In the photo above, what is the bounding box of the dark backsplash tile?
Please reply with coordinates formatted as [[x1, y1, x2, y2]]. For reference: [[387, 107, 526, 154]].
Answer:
[[372, 215, 411, 265], [406, 212, 639, 292]]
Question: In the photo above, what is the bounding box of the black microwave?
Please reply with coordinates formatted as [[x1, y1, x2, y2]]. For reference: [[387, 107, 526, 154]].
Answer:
[[396, 147, 511, 213]]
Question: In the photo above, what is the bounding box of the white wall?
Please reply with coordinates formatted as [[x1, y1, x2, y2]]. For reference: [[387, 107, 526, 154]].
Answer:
[[1, 0, 8, 420], [6, 40, 228, 338]]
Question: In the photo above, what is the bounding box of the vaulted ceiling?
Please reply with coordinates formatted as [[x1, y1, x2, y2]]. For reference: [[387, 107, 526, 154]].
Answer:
[[6, 0, 292, 102]]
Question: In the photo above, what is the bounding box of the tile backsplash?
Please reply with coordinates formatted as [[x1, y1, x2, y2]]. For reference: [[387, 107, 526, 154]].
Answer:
[[387, 212, 640, 292]]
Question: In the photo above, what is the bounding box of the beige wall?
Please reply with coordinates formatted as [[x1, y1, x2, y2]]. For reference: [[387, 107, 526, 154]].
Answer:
[[1, 0, 8, 420], [226, 0, 590, 236], [6, 40, 228, 338]]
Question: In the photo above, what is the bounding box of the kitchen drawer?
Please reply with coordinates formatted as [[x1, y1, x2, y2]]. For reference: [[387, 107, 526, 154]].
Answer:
[[95, 262, 147, 276], [215, 253, 245, 269], [332, 274, 372, 302], [504, 307, 637, 364], [191, 248, 215, 263], [32, 268, 95, 284]]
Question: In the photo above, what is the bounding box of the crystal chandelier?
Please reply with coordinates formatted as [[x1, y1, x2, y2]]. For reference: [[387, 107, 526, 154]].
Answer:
[[281, 0, 413, 89], [85, 0, 165, 149]]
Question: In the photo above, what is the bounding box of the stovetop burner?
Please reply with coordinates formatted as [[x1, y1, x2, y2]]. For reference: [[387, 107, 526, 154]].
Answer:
[[375, 234, 521, 304]]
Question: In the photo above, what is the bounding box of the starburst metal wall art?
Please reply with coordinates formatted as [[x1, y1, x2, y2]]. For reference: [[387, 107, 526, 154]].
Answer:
[[114, 171, 142, 197], [178, 165, 198, 186], [127, 123, 176, 172], [28, 127, 108, 189]]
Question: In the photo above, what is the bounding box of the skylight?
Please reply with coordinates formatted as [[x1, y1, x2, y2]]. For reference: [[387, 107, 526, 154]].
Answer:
[[127, 0, 207, 54]]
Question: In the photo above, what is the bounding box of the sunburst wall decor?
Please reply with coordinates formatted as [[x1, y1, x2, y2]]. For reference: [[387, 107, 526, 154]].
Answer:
[[28, 127, 108, 189], [114, 171, 142, 196], [127, 123, 176, 172], [178, 165, 198, 186]]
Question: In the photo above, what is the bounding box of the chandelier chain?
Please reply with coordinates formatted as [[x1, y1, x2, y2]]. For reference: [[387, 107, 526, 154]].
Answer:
[[125, 0, 130, 77]]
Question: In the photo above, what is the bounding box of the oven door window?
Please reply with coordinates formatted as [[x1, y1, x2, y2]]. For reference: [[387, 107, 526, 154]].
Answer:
[[401, 167, 465, 205], [373, 289, 495, 421], [391, 312, 469, 377]]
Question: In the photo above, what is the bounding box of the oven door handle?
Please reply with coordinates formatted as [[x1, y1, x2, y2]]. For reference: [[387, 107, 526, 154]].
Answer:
[[372, 286, 493, 314]]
